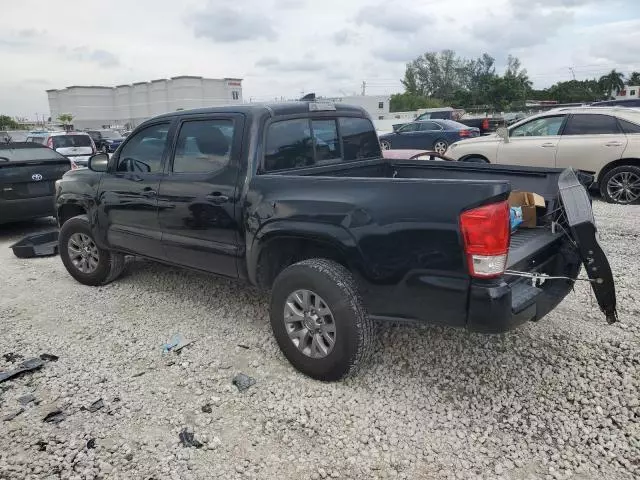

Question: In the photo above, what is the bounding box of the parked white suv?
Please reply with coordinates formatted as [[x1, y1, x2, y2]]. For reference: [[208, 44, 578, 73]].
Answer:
[[26, 131, 96, 168], [447, 107, 640, 204]]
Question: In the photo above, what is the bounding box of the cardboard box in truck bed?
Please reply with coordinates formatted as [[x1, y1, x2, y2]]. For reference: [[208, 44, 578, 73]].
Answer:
[[508, 191, 545, 228]]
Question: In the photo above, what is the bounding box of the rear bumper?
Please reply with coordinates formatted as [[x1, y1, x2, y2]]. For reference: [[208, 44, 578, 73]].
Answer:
[[0, 196, 56, 224], [363, 240, 581, 333]]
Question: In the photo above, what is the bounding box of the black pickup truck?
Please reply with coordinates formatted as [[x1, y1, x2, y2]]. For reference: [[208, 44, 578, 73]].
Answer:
[[54, 102, 616, 380]]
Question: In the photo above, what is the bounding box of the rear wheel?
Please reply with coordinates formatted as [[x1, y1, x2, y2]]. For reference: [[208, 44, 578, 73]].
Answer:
[[433, 139, 448, 154], [600, 165, 640, 204], [269, 259, 374, 381], [59, 216, 125, 286], [380, 140, 392, 150]]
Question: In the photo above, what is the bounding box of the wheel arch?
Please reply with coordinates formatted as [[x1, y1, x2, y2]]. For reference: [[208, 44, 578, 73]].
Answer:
[[596, 158, 640, 184], [459, 154, 490, 163], [250, 228, 357, 289]]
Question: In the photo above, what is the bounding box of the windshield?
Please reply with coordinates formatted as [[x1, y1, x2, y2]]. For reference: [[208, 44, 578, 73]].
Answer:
[[52, 135, 93, 148]]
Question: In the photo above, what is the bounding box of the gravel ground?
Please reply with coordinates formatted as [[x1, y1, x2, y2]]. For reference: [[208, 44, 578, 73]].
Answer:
[[0, 201, 638, 480]]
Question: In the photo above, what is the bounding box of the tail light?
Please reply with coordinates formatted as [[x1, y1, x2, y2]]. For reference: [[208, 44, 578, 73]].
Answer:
[[460, 201, 510, 278], [47, 137, 54, 149], [459, 129, 472, 137], [482, 119, 489, 130], [90, 138, 97, 154], [70, 160, 79, 170]]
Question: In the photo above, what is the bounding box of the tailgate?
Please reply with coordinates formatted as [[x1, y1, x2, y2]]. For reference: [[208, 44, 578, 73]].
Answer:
[[558, 169, 617, 323]]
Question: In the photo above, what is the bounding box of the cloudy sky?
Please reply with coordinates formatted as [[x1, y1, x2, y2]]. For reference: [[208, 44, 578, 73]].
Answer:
[[1, 0, 639, 117]]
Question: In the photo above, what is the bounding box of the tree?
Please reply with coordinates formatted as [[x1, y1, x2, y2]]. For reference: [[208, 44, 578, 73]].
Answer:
[[389, 93, 443, 112], [628, 71, 640, 86], [598, 70, 625, 98], [57, 113, 74, 130], [0, 115, 20, 130]]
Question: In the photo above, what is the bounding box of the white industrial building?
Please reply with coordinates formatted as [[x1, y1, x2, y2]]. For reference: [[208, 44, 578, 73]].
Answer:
[[47, 76, 243, 129], [325, 95, 390, 119], [614, 85, 640, 100]]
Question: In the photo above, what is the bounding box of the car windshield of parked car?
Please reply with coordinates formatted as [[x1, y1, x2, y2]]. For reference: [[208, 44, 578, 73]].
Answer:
[[510, 116, 565, 137], [52, 135, 93, 148]]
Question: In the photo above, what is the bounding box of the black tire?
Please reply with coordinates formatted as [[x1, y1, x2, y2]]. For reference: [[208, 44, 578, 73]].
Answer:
[[269, 259, 374, 381], [59, 215, 125, 286], [599, 165, 640, 204], [462, 156, 488, 163]]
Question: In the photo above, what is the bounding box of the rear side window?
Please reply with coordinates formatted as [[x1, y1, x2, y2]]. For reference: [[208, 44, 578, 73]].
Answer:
[[618, 119, 640, 134], [264, 119, 314, 171], [563, 115, 620, 135], [173, 119, 233, 173], [52, 135, 92, 148], [339, 117, 381, 161]]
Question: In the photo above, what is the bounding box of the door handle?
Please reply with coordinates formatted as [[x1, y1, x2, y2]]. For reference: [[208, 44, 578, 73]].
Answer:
[[141, 189, 157, 197], [206, 193, 229, 204], [541, 143, 556, 148], [605, 142, 623, 147]]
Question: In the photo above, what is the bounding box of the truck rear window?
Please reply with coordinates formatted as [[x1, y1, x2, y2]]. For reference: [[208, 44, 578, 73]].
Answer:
[[263, 116, 380, 172]]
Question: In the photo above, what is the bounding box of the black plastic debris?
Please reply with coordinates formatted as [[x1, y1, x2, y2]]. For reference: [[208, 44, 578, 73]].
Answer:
[[17, 393, 36, 405], [178, 429, 203, 448], [0, 357, 44, 383], [40, 353, 59, 362], [201, 404, 212, 413], [86, 399, 104, 413], [35, 440, 47, 452], [86, 438, 96, 449], [2, 408, 24, 421], [131, 371, 145, 378], [237, 344, 250, 350], [3, 352, 23, 363], [10, 231, 59, 258], [43, 410, 65, 424], [232, 373, 256, 392], [112, 397, 121, 403]]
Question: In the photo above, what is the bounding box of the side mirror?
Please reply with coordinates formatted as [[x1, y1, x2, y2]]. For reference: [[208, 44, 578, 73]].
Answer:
[[496, 127, 510, 143], [88, 153, 109, 172]]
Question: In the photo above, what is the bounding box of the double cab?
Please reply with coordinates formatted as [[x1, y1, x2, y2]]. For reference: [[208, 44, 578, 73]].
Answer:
[[55, 102, 616, 380]]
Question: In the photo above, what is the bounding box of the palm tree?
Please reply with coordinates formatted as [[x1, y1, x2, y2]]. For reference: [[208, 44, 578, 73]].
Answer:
[[598, 70, 625, 98], [628, 71, 640, 86], [57, 113, 74, 131]]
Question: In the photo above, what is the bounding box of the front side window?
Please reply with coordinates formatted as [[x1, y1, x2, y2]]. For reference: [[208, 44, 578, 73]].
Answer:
[[511, 116, 565, 137], [563, 114, 620, 135], [264, 119, 314, 171], [117, 123, 170, 173], [398, 122, 419, 133], [339, 117, 380, 161], [172, 119, 233, 173]]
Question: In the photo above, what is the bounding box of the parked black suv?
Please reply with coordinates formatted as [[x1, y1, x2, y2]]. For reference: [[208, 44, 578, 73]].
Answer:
[[55, 102, 616, 380]]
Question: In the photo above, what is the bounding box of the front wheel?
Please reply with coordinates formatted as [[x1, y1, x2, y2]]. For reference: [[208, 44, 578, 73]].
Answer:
[[600, 165, 640, 204], [269, 259, 374, 381], [59, 216, 125, 286], [380, 140, 392, 150], [433, 139, 448, 154]]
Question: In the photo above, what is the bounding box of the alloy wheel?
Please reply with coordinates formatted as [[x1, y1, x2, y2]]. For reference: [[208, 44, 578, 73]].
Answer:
[[434, 141, 448, 154], [380, 140, 391, 150], [283, 289, 336, 359], [607, 171, 640, 204], [67, 233, 100, 274]]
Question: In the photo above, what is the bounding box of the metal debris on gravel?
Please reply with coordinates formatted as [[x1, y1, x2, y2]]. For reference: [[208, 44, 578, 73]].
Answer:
[[0, 203, 638, 479]]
